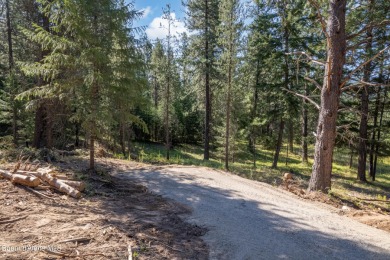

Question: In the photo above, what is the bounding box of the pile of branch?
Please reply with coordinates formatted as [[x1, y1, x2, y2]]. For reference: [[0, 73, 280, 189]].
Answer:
[[0, 161, 84, 199]]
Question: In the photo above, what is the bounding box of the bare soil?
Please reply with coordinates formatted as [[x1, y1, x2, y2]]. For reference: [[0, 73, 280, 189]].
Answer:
[[285, 179, 390, 232], [0, 158, 208, 259]]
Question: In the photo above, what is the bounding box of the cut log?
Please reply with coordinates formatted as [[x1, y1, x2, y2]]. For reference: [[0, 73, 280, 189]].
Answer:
[[15, 170, 39, 177], [60, 180, 86, 192], [35, 168, 81, 199], [11, 174, 40, 187], [0, 170, 12, 180], [16, 170, 85, 193]]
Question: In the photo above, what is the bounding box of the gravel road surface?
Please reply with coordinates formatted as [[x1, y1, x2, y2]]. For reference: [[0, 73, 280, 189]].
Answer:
[[116, 166, 390, 260]]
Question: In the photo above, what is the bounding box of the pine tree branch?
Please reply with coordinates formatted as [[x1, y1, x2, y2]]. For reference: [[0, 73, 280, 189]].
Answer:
[[286, 52, 325, 66], [347, 20, 390, 40], [304, 76, 322, 90], [282, 88, 320, 110], [341, 80, 390, 92], [341, 45, 390, 90], [307, 0, 329, 38]]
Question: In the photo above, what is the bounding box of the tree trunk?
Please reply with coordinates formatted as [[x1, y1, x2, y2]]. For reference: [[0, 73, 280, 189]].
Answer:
[[204, 0, 211, 161], [349, 148, 354, 169], [249, 59, 260, 153], [120, 123, 126, 157], [357, 11, 373, 182], [308, 0, 347, 192], [33, 7, 52, 149], [357, 86, 369, 182], [89, 82, 99, 171], [46, 102, 53, 149], [272, 119, 284, 168], [33, 104, 45, 148], [373, 88, 387, 180], [369, 88, 380, 180], [288, 120, 294, 153], [165, 8, 172, 161], [6, 0, 17, 145], [272, 15, 289, 169], [225, 48, 233, 170], [302, 85, 308, 163], [75, 123, 80, 147], [153, 78, 159, 141], [89, 134, 95, 171]]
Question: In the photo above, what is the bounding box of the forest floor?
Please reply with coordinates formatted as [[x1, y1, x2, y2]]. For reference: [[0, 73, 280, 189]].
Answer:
[[0, 157, 208, 259]]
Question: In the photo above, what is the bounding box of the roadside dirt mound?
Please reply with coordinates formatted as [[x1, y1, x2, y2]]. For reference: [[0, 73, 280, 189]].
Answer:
[[282, 178, 390, 234], [348, 211, 390, 233], [0, 160, 208, 259]]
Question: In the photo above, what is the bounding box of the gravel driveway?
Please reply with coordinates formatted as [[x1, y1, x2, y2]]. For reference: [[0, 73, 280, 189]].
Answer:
[[116, 165, 390, 260]]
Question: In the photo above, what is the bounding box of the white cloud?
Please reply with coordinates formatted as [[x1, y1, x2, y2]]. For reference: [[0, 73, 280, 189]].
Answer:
[[146, 13, 188, 40], [140, 6, 152, 19]]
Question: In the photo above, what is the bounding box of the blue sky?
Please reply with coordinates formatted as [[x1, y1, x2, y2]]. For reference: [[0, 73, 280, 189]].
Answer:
[[132, 0, 187, 40]]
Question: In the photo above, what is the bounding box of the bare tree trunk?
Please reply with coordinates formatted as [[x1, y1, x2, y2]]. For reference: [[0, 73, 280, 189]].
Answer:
[[89, 82, 99, 171], [120, 123, 126, 157], [33, 105, 45, 148], [89, 134, 95, 171], [5, 0, 13, 71], [75, 123, 80, 147], [369, 88, 380, 180], [249, 59, 260, 153], [154, 78, 158, 141], [373, 88, 387, 180], [357, 8, 373, 182], [308, 0, 347, 192], [6, 0, 17, 145], [302, 84, 308, 163], [288, 120, 294, 153], [272, 18, 289, 169], [204, 0, 211, 161], [164, 6, 173, 161], [272, 119, 284, 168], [225, 45, 233, 170], [349, 148, 354, 169], [46, 103, 53, 149]]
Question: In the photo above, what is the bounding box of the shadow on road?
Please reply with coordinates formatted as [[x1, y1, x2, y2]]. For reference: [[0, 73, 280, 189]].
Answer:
[[117, 166, 390, 260]]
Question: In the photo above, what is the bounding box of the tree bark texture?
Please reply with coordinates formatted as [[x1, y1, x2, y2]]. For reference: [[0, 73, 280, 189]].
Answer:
[[308, 0, 347, 192]]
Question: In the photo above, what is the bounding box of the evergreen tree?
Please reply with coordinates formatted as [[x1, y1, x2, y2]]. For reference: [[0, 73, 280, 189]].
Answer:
[[19, 0, 146, 171], [217, 0, 243, 170], [184, 0, 219, 160]]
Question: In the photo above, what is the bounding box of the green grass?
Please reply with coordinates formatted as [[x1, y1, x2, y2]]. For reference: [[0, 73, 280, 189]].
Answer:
[[128, 141, 390, 210]]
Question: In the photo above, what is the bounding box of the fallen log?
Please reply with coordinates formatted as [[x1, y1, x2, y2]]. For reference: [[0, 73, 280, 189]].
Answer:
[[60, 180, 85, 192], [35, 168, 81, 199], [16, 170, 85, 194], [1, 170, 40, 187], [11, 174, 40, 187], [0, 170, 12, 180]]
